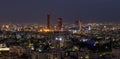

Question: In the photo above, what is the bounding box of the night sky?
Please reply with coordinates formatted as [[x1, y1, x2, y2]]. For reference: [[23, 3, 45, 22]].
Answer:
[[0, 0, 120, 24]]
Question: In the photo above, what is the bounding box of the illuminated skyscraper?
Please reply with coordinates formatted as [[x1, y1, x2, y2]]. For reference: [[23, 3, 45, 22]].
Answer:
[[57, 18, 62, 30]]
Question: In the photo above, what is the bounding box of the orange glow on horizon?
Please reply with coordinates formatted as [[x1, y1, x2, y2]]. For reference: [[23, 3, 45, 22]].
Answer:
[[39, 28, 54, 32]]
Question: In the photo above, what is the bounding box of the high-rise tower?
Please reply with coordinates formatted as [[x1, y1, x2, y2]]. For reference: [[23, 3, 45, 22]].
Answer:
[[57, 18, 62, 30], [47, 13, 50, 29]]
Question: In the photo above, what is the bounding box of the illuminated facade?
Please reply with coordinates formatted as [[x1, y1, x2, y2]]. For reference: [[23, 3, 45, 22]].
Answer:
[[57, 18, 62, 31]]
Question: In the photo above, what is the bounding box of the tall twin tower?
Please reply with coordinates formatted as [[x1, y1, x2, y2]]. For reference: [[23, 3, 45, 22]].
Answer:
[[46, 13, 62, 30]]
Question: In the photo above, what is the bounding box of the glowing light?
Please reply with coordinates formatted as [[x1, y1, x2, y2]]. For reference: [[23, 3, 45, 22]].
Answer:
[[73, 30, 77, 33], [38, 49, 42, 52], [55, 37, 63, 41], [69, 30, 77, 34], [6, 25, 9, 28], [85, 55, 89, 59], [44, 29, 50, 32], [59, 37, 62, 41], [80, 56, 83, 59], [94, 41, 99, 46], [0, 48, 10, 51], [81, 39, 88, 42], [55, 37, 58, 40], [39, 29, 43, 32], [39, 29, 54, 32], [88, 26, 91, 30], [31, 46, 34, 50], [104, 26, 107, 28]]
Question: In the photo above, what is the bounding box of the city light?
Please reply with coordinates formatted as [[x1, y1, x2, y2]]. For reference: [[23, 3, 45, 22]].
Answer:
[[39, 29, 54, 32], [0, 2, 119, 59], [55, 37, 63, 41], [0, 48, 10, 51]]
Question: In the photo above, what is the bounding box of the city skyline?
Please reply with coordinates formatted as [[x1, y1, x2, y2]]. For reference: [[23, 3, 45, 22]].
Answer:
[[0, 0, 119, 59], [0, 0, 120, 24]]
